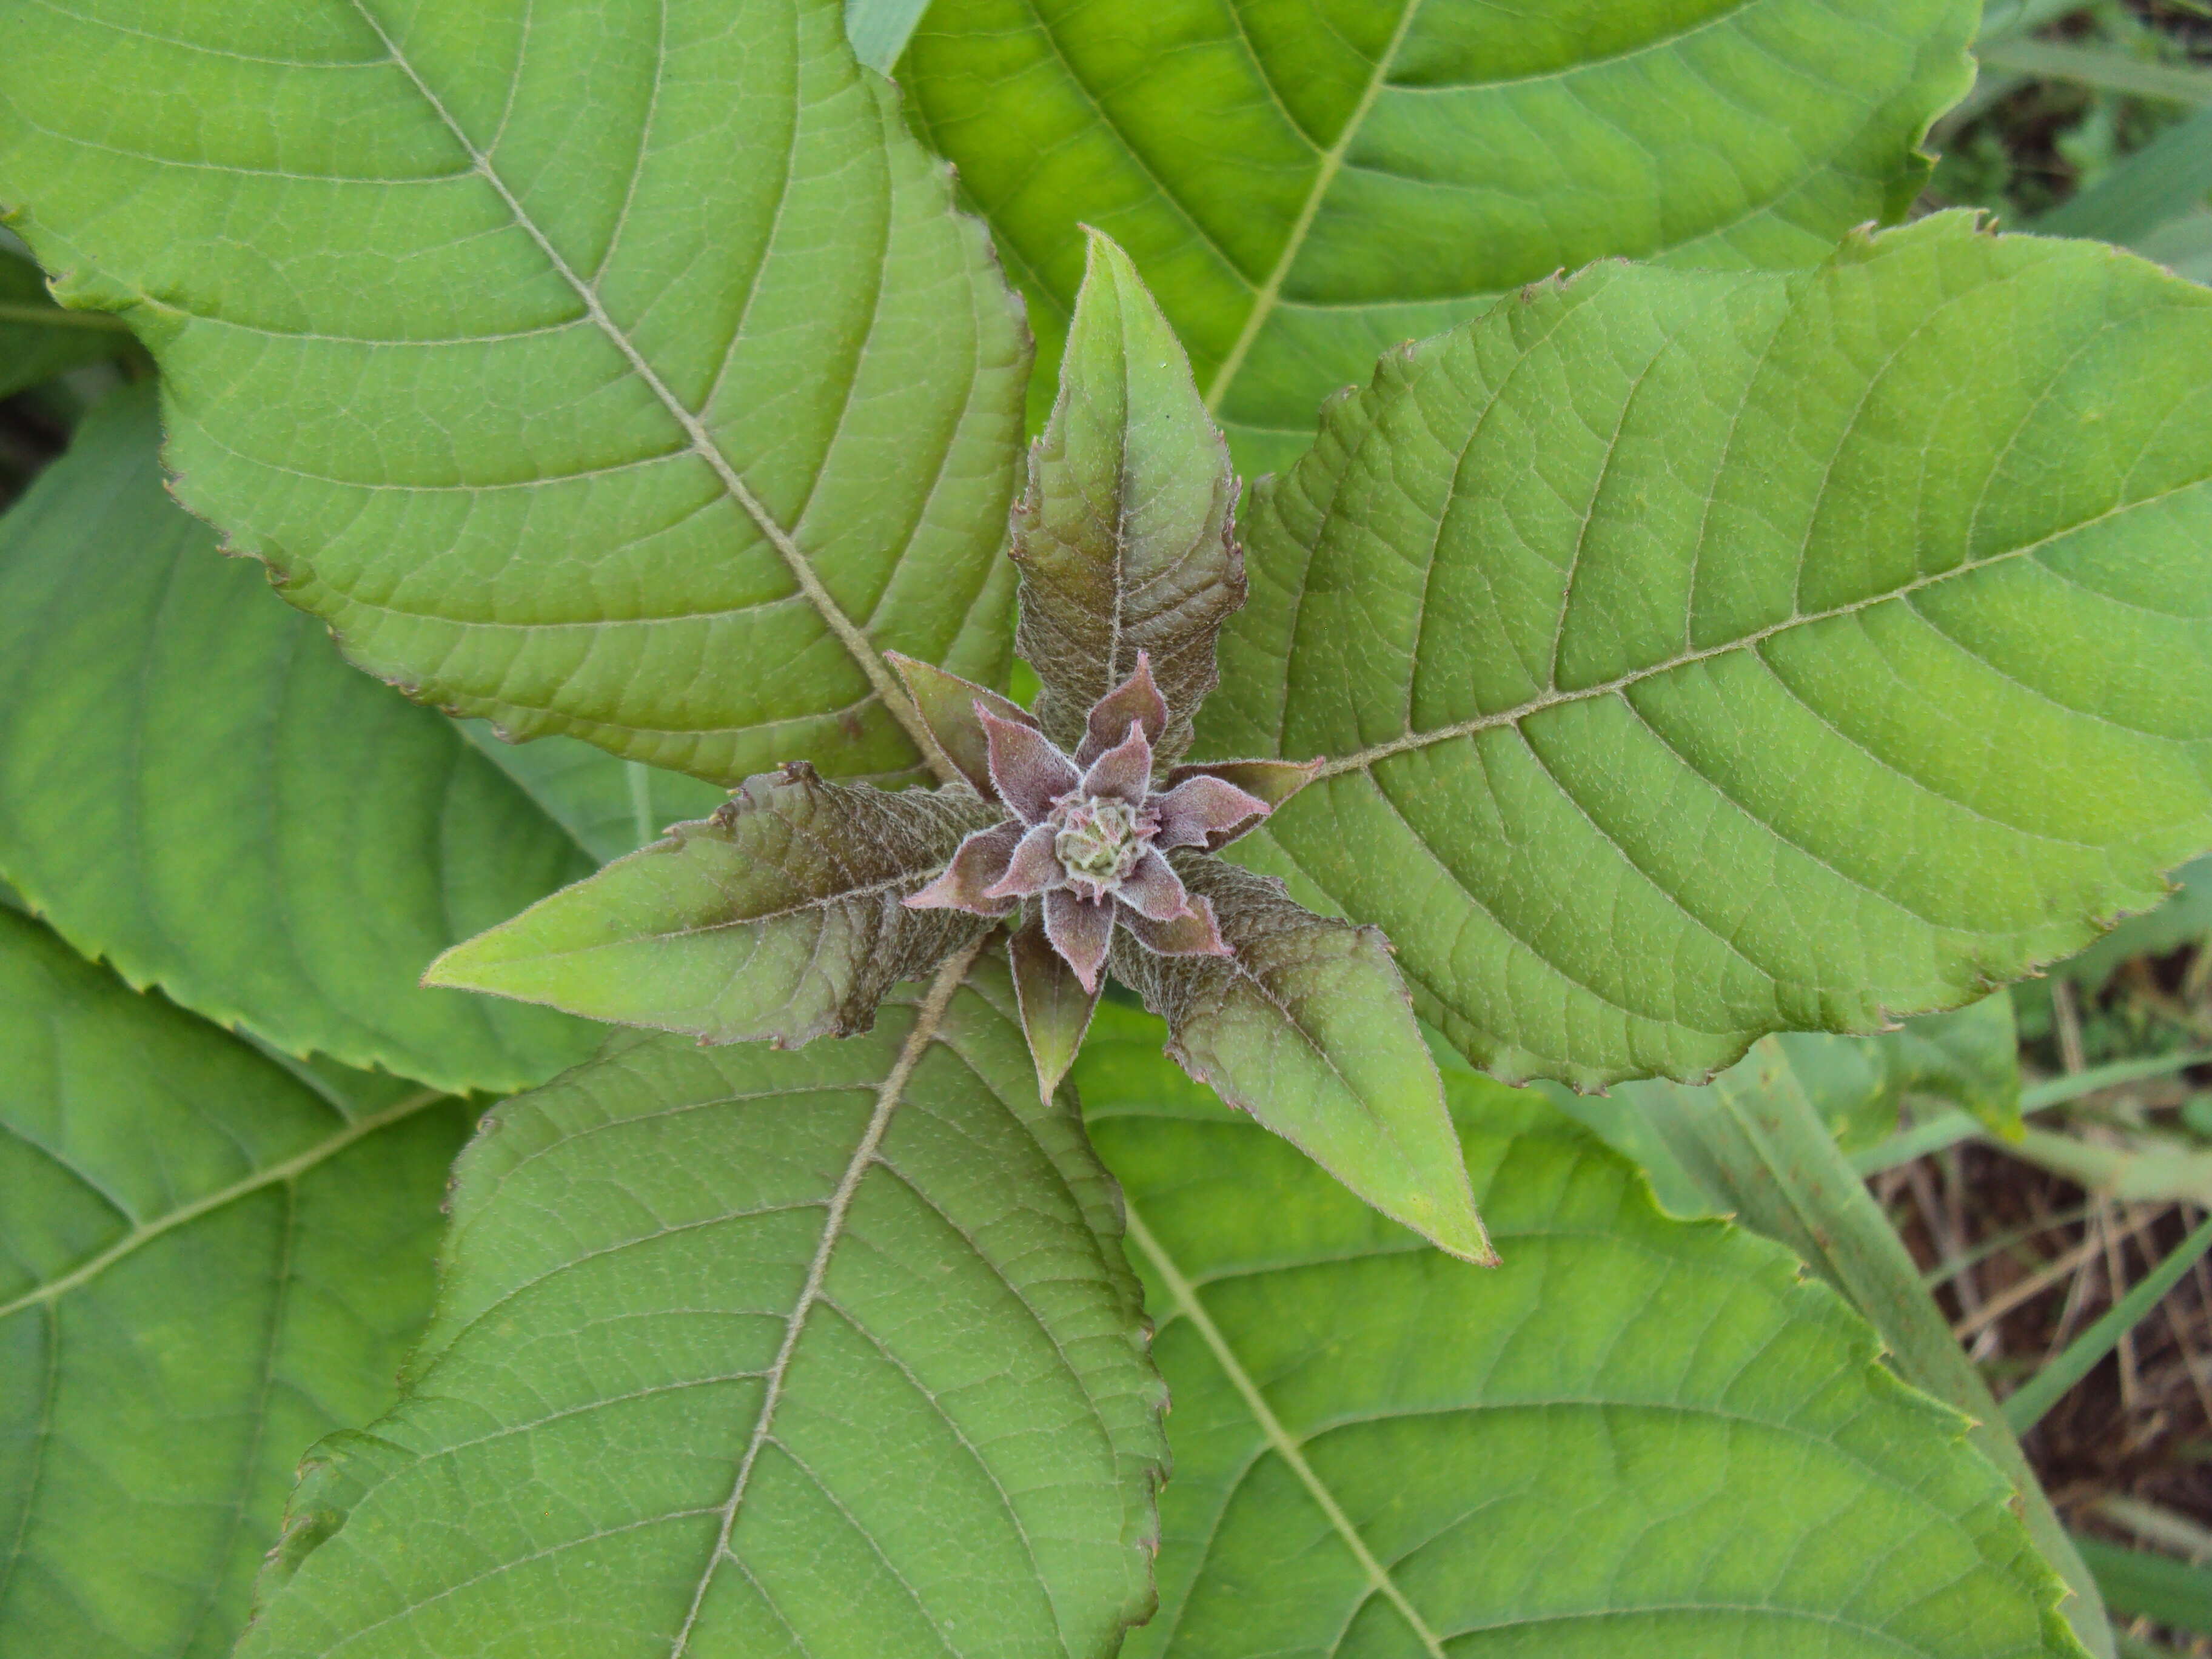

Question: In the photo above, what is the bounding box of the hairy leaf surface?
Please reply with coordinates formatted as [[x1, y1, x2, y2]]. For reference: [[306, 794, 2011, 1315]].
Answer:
[[0, 910, 468, 1659], [904, 0, 1977, 471], [1075, 1004, 2090, 1659], [1111, 855, 1490, 1264], [1015, 232, 1241, 762], [457, 724, 731, 864], [240, 954, 1168, 1659], [0, 0, 1027, 785], [0, 389, 599, 1093], [1204, 218, 2212, 1087], [427, 766, 1001, 1046]]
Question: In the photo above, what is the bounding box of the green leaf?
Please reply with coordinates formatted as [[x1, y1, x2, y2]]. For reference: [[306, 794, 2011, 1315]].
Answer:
[[1563, 1035, 2113, 1654], [240, 949, 1169, 1659], [427, 765, 1000, 1045], [1074, 1003, 2092, 1659], [1014, 230, 1240, 763], [0, 246, 129, 400], [1110, 854, 1492, 1264], [902, 0, 1977, 472], [0, 386, 600, 1094], [457, 723, 732, 863], [0, 908, 469, 1659], [0, 0, 1028, 787], [1201, 216, 2212, 1088]]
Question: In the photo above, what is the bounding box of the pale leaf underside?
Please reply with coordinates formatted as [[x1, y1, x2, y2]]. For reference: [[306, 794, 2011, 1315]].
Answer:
[[1075, 1005, 2086, 1659], [905, 0, 1977, 472], [0, 0, 1027, 786], [239, 954, 1168, 1659], [1199, 218, 2212, 1088]]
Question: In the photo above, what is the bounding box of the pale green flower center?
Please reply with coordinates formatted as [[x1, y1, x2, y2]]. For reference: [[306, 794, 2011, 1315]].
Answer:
[[1052, 797, 1150, 887]]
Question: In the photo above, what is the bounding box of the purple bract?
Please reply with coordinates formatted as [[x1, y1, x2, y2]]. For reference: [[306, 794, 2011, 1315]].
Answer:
[[905, 654, 1278, 991]]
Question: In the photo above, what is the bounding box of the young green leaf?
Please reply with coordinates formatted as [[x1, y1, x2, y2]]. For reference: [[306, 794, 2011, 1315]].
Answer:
[[426, 765, 1002, 1046], [1201, 216, 2212, 1088], [0, 910, 468, 1659], [240, 951, 1168, 1659], [0, 387, 600, 1094], [0, 0, 1027, 786], [1014, 230, 1241, 763], [903, 0, 1977, 472], [1075, 1004, 2093, 1659], [1109, 855, 1492, 1265], [1010, 916, 1101, 1102], [455, 723, 732, 864]]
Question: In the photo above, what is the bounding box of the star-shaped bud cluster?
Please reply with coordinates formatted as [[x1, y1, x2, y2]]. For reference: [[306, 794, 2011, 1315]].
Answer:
[[430, 230, 1490, 1262], [905, 654, 1306, 993]]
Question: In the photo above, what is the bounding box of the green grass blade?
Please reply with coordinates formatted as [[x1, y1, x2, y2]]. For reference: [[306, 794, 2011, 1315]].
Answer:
[[1852, 1048, 2212, 1177], [2074, 1535, 2212, 1638], [2005, 1214, 2212, 1433], [1978, 39, 2212, 104], [2036, 109, 2212, 243]]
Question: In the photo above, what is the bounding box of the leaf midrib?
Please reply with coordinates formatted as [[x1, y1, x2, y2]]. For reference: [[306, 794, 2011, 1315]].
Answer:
[[340, 0, 947, 779], [1312, 474, 2210, 779], [666, 937, 987, 1657], [1121, 1204, 1449, 1659], [0, 1087, 444, 1322], [1201, 0, 1425, 418]]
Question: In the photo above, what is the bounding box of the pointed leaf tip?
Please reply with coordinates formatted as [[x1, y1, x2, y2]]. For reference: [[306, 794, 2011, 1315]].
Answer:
[[1010, 917, 1102, 1100], [424, 772, 1002, 1045], [1110, 854, 1492, 1262], [885, 651, 1036, 799], [1014, 231, 1242, 764]]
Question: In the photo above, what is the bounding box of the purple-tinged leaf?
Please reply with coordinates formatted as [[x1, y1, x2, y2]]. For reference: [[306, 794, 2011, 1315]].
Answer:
[[1010, 917, 1102, 1100], [425, 763, 1000, 1046], [1045, 888, 1116, 993], [983, 705, 1082, 824], [1079, 718, 1156, 809], [1164, 757, 1320, 814], [984, 823, 1068, 901], [1152, 773, 1275, 852], [1114, 849, 1193, 923], [886, 651, 1037, 800], [1110, 855, 1492, 1264], [907, 820, 1027, 917], [1076, 654, 1170, 766], [1013, 232, 1241, 763], [1118, 896, 1230, 959]]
